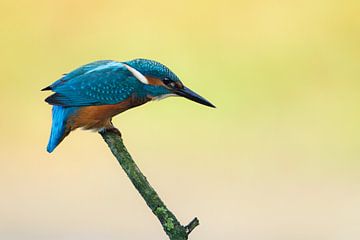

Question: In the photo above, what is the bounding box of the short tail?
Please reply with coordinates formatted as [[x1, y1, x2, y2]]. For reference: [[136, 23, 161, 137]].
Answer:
[[47, 106, 76, 153]]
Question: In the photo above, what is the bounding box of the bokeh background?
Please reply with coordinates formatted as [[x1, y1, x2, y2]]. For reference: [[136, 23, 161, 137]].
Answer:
[[1, 0, 360, 239]]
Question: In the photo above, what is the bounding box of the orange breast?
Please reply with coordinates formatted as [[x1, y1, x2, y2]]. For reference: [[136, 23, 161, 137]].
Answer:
[[68, 96, 149, 130]]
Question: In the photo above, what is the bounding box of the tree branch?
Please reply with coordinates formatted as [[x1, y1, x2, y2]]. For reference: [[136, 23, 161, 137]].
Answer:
[[99, 129, 199, 240]]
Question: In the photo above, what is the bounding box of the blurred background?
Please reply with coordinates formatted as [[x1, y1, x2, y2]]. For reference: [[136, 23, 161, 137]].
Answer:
[[1, 0, 359, 239]]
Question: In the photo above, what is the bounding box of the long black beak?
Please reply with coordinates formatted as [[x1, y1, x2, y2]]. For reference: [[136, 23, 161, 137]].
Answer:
[[175, 86, 216, 108]]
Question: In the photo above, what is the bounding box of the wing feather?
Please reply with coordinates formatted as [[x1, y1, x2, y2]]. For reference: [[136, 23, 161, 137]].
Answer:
[[45, 61, 144, 107]]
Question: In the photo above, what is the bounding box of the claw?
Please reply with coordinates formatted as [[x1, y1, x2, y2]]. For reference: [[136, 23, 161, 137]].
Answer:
[[99, 127, 122, 137]]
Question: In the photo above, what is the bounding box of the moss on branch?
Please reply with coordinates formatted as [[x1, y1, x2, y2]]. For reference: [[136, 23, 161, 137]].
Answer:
[[100, 129, 199, 240]]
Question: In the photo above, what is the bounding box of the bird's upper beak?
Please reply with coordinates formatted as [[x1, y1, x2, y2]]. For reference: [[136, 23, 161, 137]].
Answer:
[[174, 86, 216, 108]]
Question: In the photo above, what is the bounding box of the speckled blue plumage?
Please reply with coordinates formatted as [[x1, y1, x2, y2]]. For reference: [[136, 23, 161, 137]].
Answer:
[[125, 58, 180, 82], [46, 61, 141, 106]]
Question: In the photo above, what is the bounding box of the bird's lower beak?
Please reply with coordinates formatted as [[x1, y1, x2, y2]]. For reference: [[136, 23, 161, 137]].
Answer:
[[174, 87, 216, 108]]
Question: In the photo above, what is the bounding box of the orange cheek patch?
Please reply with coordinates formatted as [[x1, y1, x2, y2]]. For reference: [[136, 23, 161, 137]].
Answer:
[[146, 76, 165, 86]]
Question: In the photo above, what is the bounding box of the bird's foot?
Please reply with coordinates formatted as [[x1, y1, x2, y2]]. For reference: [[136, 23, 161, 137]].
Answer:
[[99, 127, 122, 137]]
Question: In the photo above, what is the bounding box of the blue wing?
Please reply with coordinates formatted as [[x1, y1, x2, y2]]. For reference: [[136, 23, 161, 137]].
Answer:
[[44, 61, 143, 107]]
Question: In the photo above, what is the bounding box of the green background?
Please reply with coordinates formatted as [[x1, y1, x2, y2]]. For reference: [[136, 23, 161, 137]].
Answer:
[[1, 0, 359, 239]]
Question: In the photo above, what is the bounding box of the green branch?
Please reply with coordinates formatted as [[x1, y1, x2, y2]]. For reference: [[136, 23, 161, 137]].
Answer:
[[99, 129, 199, 240]]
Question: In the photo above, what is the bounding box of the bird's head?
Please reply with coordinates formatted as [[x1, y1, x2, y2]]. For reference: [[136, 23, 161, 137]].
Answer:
[[124, 58, 215, 108]]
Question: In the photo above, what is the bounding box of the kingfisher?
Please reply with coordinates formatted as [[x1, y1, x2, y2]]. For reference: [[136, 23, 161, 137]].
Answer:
[[42, 58, 215, 153]]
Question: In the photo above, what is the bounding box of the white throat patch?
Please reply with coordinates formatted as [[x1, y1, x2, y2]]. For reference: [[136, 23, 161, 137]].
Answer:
[[153, 94, 177, 101], [123, 64, 149, 85]]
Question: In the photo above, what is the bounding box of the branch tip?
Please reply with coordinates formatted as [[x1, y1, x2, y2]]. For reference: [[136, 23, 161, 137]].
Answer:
[[185, 217, 200, 235]]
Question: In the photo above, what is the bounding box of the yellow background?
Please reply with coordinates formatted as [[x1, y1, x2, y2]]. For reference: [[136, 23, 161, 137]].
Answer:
[[1, 0, 359, 239]]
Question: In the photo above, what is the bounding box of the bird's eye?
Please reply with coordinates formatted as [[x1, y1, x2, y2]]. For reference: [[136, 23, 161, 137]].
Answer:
[[163, 77, 171, 85], [163, 78, 176, 88]]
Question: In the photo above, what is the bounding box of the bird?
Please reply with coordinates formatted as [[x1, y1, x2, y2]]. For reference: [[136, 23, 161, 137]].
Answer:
[[42, 58, 215, 153]]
